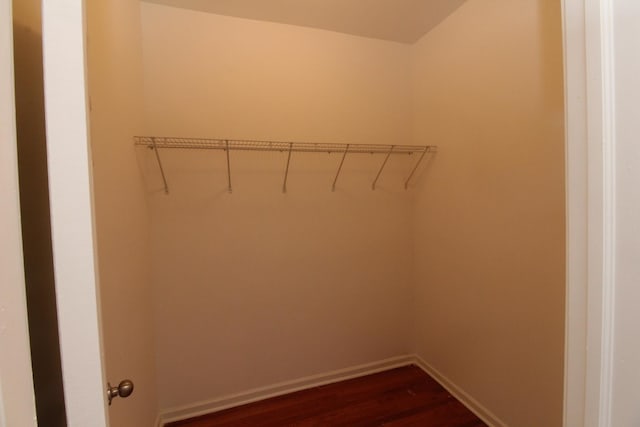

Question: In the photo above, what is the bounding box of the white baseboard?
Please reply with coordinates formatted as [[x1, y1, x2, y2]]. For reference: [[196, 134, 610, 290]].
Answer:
[[158, 355, 414, 426], [157, 354, 507, 426], [412, 355, 507, 427]]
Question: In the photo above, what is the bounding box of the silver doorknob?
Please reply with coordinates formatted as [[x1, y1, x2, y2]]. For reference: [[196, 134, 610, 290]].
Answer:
[[107, 379, 134, 405]]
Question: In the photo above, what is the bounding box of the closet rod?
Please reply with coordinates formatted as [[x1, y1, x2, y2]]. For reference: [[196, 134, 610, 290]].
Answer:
[[135, 136, 437, 193]]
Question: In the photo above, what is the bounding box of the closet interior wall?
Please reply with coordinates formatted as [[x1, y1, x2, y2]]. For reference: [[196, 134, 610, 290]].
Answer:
[[85, 1, 565, 425], [410, 2, 565, 426], [139, 2, 416, 412]]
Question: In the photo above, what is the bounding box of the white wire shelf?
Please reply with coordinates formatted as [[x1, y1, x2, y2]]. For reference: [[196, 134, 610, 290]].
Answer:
[[134, 136, 437, 194]]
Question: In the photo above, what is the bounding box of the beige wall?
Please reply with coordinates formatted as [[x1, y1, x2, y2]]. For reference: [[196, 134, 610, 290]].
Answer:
[[140, 3, 415, 411], [410, 1, 565, 426], [140, 3, 412, 144], [85, 0, 158, 425], [139, 0, 566, 422]]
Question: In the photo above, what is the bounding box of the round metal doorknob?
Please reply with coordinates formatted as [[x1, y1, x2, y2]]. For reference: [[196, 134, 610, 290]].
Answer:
[[107, 379, 134, 405]]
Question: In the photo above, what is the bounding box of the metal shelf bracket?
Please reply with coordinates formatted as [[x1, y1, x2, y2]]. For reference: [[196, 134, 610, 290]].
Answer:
[[282, 143, 293, 193], [151, 137, 169, 194], [332, 144, 349, 192], [372, 145, 394, 191]]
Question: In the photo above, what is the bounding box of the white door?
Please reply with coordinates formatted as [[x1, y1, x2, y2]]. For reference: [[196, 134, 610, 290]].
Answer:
[[42, 0, 158, 424], [41, 1, 109, 426]]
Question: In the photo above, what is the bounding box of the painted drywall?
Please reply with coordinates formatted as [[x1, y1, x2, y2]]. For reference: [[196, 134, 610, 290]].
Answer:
[[611, 1, 640, 425], [140, 3, 413, 146], [85, 0, 158, 425], [142, 0, 467, 44], [11, 1, 66, 425], [410, 1, 565, 426], [138, 0, 566, 420], [140, 3, 415, 411]]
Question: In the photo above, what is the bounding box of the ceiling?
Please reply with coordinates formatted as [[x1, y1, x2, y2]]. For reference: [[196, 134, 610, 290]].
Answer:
[[141, 0, 467, 44]]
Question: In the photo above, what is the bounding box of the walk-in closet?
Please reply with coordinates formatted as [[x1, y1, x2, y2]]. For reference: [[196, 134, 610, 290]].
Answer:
[[84, 1, 565, 425]]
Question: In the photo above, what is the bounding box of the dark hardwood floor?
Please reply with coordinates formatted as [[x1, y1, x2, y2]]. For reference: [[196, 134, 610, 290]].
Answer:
[[167, 365, 487, 426]]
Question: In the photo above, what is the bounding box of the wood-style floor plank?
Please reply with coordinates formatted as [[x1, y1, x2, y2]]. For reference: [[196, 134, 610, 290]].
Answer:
[[167, 365, 486, 427]]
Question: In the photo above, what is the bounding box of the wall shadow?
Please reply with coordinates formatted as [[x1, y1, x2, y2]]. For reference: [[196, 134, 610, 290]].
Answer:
[[12, 14, 67, 427]]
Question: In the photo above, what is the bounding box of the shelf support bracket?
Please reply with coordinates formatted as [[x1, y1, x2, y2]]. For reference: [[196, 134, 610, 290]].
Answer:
[[225, 140, 232, 193], [332, 144, 349, 192], [151, 137, 169, 194], [372, 145, 394, 191], [404, 148, 429, 190], [282, 143, 293, 193]]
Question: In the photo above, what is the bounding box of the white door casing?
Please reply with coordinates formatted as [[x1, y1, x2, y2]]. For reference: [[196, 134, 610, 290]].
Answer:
[[41, 0, 109, 426], [562, 0, 615, 425], [563, 0, 619, 426], [561, 1, 588, 425], [583, 0, 617, 424], [0, 0, 37, 425]]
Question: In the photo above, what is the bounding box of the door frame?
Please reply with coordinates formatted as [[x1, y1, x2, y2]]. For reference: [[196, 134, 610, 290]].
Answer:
[[24, 1, 614, 426], [563, 0, 616, 426]]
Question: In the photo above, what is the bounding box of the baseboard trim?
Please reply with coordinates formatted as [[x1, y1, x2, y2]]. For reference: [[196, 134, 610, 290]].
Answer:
[[158, 355, 414, 425], [412, 355, 507, 427], [154, 414, 162, 427], [158, 354, 507, 426]]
